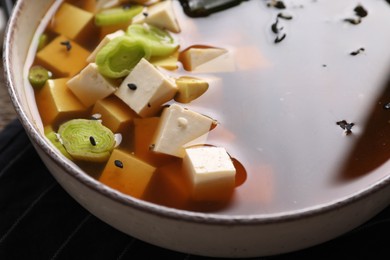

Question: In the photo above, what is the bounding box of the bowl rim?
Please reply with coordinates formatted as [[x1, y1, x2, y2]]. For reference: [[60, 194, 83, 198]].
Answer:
[[4, 0, 390, 226]]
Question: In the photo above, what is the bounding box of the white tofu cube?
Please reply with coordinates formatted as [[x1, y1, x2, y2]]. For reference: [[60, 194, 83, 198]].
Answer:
[[181, 47, 228, 71], [87, 30, 125, 63], [151, 104, 215, 158], [132, 0, 180, 33], [183, 146, 236, 201], [115, 58, 177, 117], [67, 63, 117, 107]]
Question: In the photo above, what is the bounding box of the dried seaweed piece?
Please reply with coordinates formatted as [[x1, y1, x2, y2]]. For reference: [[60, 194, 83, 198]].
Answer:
[[350, 47, 365, 56], [337, 120, 355, 135], [271, 18, 281, 34], [354, 5, 368, 18], [267, 0, 286, 9], [60, 40, 72, 51], [277, 12, 293, 20], [343, 17, 361, 25], [343, 4, 368, 25], [274, 33, 286, 43]]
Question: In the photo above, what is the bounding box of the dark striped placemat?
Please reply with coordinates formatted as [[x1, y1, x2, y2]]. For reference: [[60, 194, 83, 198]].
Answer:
[[0, 119, 389, 259], [0, 61, 17, 131]]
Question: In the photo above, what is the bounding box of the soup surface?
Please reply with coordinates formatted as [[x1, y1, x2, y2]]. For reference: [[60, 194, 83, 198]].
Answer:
[[28, 0, 390, 215]]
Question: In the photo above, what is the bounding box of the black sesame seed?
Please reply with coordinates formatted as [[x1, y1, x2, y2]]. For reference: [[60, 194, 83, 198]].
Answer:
[[147, 103, 151, 108], [89, 136, 96, 146], [127, 83, 137, 90], [60, 41, 72, 51], [143, 12, 149, 17], [114, 160, 124, 168]]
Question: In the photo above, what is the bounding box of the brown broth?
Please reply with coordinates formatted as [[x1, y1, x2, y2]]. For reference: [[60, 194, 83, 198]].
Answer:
[[28, 0, 390, 215]]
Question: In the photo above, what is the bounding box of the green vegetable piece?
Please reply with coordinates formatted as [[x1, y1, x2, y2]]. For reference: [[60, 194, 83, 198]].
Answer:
[[38, 33, 49, 51], [28, 65, 50, 89], [126, 24, 178, 57], [95, 5, 143, 27], [58, 119, 116, 162], [96, 35, 151, 78], [45, 130, 73, 160]]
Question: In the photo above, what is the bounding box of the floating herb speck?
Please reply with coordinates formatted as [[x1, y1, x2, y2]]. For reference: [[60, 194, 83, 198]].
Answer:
[[354, 5, 368, 18], [350, 47, 365, 56], [277, 12, 293, 20], [274, 1, 286, 9], [343, 18, 361, 25], [337, 120, 355, 135], [274, 33, 286, 43], [267, 0, 286, 9], [271, 19, 281, 34]]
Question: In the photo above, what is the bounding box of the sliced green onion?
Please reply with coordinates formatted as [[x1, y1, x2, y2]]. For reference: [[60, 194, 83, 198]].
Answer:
[[96, 35, 152, 78], [45, 131, 73, 160], [96, 36, 150, 78], [126, 24, 178, 57], [58, 119, 116, 162], [37, 33, 49, 51], [28, 65, 50, 89], [95, 5, 143, 27]]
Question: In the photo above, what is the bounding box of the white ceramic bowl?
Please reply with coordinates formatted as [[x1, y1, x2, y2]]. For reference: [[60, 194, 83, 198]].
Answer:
[[4, 0, 390, 258]]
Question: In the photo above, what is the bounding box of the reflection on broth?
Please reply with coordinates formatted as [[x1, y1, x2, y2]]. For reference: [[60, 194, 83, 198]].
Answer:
[[27, 0, 390, 215]]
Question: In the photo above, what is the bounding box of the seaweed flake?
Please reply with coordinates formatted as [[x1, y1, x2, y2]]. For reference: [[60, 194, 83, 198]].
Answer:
[[343, 18, 361, 25], [277, 12, 293, 20], [271, 18, 281, 34], [337, 120, 355, 135], [354, 5, 368, 18], [343, 4, 368, 25], [274, 33, 286, 43], [267, 0, 286, 9], [350, 47, 365, 56]]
